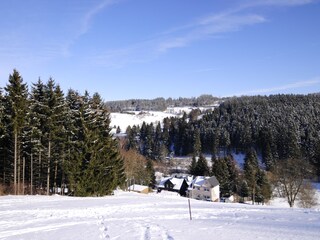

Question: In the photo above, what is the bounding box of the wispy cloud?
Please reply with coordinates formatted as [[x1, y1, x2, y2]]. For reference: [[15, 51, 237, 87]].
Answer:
[[80, 0, 120, 36], [240, 77, 320, 95], [90, 0, 314, 68], [253, 0, 314, 7], [156, 0, 315, 53], [157, 14, 266, 53]]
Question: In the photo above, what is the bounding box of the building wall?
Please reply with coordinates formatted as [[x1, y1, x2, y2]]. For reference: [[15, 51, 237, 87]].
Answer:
[[190, 185, 217, 202], [210, 185, 220, 202]]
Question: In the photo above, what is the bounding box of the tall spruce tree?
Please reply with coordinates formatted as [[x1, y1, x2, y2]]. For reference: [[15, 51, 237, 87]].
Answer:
[[243, 149, 260, 204], [28, 79, 46, 192], [189, 154, 197, 175], [211, 157, 230, 197], [194, 154, 210, 176], [4, 69, 28, 194], [65, 92, 125, 196]]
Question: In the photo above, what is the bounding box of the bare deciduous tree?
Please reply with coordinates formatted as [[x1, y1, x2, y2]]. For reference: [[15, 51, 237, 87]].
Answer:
[[274, 158, 314, 208]]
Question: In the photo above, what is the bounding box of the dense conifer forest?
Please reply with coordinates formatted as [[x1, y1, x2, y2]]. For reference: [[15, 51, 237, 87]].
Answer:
[[0, 70, 125, 196], [126, 94, 320, 172]]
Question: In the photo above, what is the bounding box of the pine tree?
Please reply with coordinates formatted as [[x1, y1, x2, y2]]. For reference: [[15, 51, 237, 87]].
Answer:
[[193, 128, 201, 157], [51, 84, 67, 193], [194, 154, 210, 176], [239, 180, 249, 202], [311, 141, 320, 178], [189, 155, 197, 175], [0, 89, 7, 184], [212, 155, 239, 197], [4, 69, 28, 194], [243, 149, 259, 204], [211, 157, 230, 197], [28, 79, 47, 192], [146, 159, 156, 188], [65, 92, 125, 196], [255, 169, 272, 204]]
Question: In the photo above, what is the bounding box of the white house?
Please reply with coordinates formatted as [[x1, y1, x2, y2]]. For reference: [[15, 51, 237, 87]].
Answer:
[[188, 176, 220, 202]]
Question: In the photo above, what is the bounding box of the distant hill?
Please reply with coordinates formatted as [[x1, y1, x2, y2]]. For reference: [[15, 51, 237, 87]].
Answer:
[[105, 94, 220, 112]]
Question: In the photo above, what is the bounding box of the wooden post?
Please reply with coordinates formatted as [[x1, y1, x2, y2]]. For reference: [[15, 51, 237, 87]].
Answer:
[[188, 198, 192, 220]]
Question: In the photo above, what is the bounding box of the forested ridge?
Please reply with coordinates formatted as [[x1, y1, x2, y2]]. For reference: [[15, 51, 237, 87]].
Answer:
[[0, 70, 125, 196], [125, 94, 320, 175], [105, 94, 219, 112]]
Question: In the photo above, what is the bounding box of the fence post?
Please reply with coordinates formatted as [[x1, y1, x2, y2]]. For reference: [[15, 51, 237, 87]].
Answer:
[[188, 198, 192, 220]]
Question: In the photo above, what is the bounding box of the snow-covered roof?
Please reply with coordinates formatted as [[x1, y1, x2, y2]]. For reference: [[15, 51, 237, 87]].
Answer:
[[158, 177, 172, 188], [191, 176, 219, 188], [171, 178, 185, 191], [158, 177, 186, 191]]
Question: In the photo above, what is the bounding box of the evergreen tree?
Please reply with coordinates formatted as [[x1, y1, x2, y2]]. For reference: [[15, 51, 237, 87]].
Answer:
[[255, 169, 272, 204], [28, 79, 46, 192], [211, 157, 229, 197], [212, 155, 239, 197], [194, 154, 210, 176], [243, 149, 259, 204], [239, 179, 249, 202], [146, 159, 156, 188], [193, 128, 201, 157], [65, 92, 125, 196], [189, 155, 197, 175], [4, 69, 28, 194], [311, 141, 320, 178]]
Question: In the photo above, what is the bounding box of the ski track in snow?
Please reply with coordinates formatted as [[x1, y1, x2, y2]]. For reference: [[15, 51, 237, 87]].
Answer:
[[0, 192, 320, 240]]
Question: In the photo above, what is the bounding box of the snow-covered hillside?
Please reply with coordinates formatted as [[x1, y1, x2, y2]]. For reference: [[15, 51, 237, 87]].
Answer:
[[1, 191, 319, 240], [110, 111, 176, 134], [109, 104, 219, 134]]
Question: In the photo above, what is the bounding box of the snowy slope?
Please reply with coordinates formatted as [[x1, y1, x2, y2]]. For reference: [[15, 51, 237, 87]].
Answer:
[[110, 111, 176, 133], [1, 191, 319, 240]]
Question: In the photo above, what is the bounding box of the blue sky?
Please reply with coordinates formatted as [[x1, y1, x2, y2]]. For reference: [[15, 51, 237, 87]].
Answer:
[[0, 0, 319, 101]]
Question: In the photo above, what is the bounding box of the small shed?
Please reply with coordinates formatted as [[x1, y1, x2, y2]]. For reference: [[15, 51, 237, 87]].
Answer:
[[128, 184, 149, 194]]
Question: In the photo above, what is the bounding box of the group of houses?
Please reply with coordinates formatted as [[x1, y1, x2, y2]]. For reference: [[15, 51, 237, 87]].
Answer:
[[128, 175, 220, 202]]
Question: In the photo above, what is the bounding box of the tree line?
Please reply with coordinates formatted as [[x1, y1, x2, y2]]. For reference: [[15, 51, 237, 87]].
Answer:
[[0, 70, 125, 196], [124, 94, 320, 206], [105, 94, 219, 112]]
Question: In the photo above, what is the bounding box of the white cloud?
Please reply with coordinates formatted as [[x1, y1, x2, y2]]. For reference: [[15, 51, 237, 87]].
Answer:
[[242, 77, 320, 95]]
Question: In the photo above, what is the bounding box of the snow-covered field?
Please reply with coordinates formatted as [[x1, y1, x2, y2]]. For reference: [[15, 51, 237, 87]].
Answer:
[[1, 191, 319, 240], [110, 111, 176, 134]]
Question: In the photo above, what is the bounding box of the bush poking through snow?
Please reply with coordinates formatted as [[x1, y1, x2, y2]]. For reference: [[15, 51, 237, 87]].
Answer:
[[298, 181, 318, 208]]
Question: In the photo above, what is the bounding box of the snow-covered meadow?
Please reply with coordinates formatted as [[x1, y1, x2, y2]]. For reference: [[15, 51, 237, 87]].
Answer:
[[110, 111, 176, 134], [1, 191, 319, 240]]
